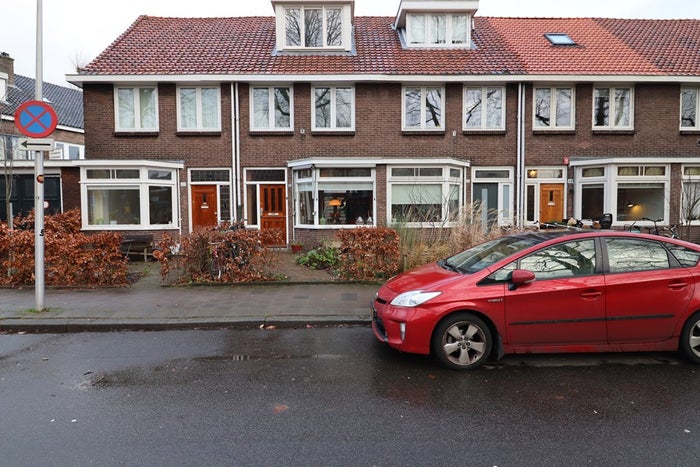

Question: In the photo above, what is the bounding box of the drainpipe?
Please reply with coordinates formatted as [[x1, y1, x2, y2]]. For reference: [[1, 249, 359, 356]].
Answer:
[[516, 82, 526, 229], [232, 83, 241, 221]]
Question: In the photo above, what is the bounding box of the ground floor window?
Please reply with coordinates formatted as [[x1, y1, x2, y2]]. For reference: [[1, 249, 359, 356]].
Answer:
[[471, 167, 513, 227], [388, 165, 463, 226], [294, 167, 375, 227], [81, 165, 180, 230], [682, 166, 700, 224], [574, 163, 669, 226]]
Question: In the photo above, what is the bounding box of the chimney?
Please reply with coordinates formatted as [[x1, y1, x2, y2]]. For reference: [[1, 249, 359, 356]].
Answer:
[[0, 52, 14, 85]]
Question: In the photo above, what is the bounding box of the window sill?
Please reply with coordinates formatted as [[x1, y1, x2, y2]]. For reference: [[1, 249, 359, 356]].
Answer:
[[294, 224, 375, 230], [310, 130, 356, 136], [462, 129, 506, 136], [532, 129, 576, 135], [176, 130, 222, 137], [680, 129, 700, 135], [402, 130, 445, 136], [248, 130, 295, 136], [592, 129, 636, 135], [113, 131, 159, 137]]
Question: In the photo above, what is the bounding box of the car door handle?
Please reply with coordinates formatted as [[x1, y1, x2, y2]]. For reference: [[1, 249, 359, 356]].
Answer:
[[667, 281, 688, 290], [580, 290, 602, 299]]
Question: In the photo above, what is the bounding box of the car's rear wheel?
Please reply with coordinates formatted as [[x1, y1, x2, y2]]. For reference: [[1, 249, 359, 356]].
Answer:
[[432, 313, 492, 370], [680, 312, 700, 364]]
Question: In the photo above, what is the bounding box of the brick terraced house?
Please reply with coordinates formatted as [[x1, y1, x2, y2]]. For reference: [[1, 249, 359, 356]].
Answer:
[[66, 0, 700, 246]]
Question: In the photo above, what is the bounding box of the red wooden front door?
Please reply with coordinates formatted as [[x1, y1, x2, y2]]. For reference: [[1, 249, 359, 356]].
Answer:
[[260, 184, 286, 245], [191, 185, 218, 229]]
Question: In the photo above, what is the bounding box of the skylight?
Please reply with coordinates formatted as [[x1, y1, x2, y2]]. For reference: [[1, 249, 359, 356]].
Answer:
[[545, 33, 576, 46]]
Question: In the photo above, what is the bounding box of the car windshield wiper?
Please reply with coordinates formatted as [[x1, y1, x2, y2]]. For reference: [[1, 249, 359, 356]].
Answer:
[[438, 259, 459, 273]]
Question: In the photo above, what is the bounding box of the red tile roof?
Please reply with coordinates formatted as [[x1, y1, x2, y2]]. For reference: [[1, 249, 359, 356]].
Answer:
[[78, 15, 700, 78]]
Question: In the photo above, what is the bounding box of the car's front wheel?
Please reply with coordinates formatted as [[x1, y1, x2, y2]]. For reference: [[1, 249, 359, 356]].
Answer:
[[680, 312, 700, 364], [431, 312, 493, 370]]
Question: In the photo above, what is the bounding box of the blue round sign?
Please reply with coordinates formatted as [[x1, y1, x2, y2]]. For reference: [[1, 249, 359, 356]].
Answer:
[[15, 100, 58, 138]]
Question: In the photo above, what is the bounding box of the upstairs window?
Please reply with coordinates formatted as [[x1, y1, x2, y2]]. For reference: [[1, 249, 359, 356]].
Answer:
[[593, 86, 633, 130], [534, 86, 574, 130], [114, 86, 158, 132], [250, 86, 293, 131], [312, 86, 354, 131], [464, 86, 505, 131], [284, 5, 347, 49], [407, 13, 469, 47], [177, 86, 221, 131], [403, 86, 444, 131], [681, 87, 699, 130]]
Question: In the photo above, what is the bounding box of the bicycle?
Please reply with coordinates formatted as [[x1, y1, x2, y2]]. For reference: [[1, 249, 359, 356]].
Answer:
[[641, 217, 679, 238]]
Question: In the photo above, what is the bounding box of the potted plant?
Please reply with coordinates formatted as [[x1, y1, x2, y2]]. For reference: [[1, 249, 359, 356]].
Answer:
[[290, 241, 303, 253]]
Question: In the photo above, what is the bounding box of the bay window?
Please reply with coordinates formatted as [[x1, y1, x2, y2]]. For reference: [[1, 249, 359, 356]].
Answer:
[[389, 165, 463, 225], [82, 166, 180, 229]]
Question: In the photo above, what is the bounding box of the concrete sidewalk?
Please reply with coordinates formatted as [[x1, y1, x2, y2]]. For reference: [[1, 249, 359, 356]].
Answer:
[[0, 271, 378, 333]]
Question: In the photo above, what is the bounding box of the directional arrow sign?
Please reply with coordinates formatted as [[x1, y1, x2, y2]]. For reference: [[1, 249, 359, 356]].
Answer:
[[19, 138, 55, 152]]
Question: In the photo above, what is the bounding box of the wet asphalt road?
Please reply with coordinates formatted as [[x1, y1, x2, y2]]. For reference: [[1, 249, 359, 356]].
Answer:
[[1, 327, 698, 466]]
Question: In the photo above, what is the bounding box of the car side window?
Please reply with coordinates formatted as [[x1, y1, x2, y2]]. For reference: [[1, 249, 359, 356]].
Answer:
[[517, 239, 596, 280], [666, 244, 700, 267], [483, 239, 596, 283], [605, 238, 669, 273]]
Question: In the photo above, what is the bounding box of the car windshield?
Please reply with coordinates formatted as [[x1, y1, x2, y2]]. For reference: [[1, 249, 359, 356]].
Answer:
[[441, 235, 540, 275]]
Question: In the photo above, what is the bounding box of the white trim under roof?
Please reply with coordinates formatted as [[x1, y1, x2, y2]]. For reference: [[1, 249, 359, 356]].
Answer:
[[288, 156, 469, 169], [570, 157, 700, 167], [66, 73, 700, 86], [74, 159, 184, 169]]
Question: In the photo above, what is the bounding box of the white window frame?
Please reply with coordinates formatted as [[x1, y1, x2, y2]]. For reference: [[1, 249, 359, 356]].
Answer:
[[592, 85, 634, 130], [311, 85, 355, 131], [388, 165, 464, 227], [680, 87, 699, 131], [406, 13, 470, 48], [402, 85, 445, 131], [471, 167, 514, 227], [51, 142, 85, 160], [81, 166, 180, 230], [250, 85, 294, 131], [681, 165, 700, 225], [533, 85, 575, 130], [573, 163, 669, 227], [279, 4, 351, 51], [114, 85, 159, 132], [463, 86, 506, 131], [176, 85, 221, 132]]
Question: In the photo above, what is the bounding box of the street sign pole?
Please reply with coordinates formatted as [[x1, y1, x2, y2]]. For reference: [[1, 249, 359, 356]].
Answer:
[[35, 0, 45, 311]]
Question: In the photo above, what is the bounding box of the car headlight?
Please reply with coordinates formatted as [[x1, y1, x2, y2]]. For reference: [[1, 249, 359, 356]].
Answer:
[[390, 291, 441, 307]]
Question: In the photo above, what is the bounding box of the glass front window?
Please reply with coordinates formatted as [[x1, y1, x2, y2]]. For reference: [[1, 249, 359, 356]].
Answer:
[[313, 86, 354, 130], [594, 87, 633, 129], [472, 167, 513, 227], [178, 86, 220, 131], [389, 165, 463, 225], [406, 13, 470, 47], [284, 5, 345, 49], [403, 86, 444, 130], [115, 86, 157, 131], [83, 167, 178, 229], [464, 87, 505, 130], [681, 88, 698, 130], [251, 87, 292, 130], [534, 86, 574, 129]]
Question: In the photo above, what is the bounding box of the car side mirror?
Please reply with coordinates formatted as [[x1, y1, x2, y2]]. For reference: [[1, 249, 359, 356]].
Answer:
[[508, 269, 536, 291]]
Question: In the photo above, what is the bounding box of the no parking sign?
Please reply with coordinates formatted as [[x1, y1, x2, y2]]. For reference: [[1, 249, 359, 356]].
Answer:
[[14, 100, 58, 138]]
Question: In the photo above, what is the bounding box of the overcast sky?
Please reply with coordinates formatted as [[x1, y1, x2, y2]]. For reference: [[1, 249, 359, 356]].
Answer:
[[2, 0, 700, 88]]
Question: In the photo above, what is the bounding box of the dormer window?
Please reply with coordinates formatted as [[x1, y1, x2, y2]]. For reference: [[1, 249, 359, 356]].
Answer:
[[407, 13, 469, 47], [274, 1, 353, 52], [0, 73, 7, 103]]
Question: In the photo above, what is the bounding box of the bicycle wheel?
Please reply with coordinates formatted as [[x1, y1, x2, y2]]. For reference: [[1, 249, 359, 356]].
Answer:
[[210, 255, 222, 280]]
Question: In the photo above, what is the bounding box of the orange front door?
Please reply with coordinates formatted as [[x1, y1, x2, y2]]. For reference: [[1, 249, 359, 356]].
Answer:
[[191, 185, 218, 229], [539, 183, 564, 224], [260, 184, 286, 245]]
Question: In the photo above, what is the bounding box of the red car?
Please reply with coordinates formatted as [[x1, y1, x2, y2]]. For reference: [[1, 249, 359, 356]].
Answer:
[[372, 230, 700, 370]]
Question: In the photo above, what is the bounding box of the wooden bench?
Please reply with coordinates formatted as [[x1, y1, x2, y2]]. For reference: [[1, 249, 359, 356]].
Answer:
[[120, 234, 154, 262]]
